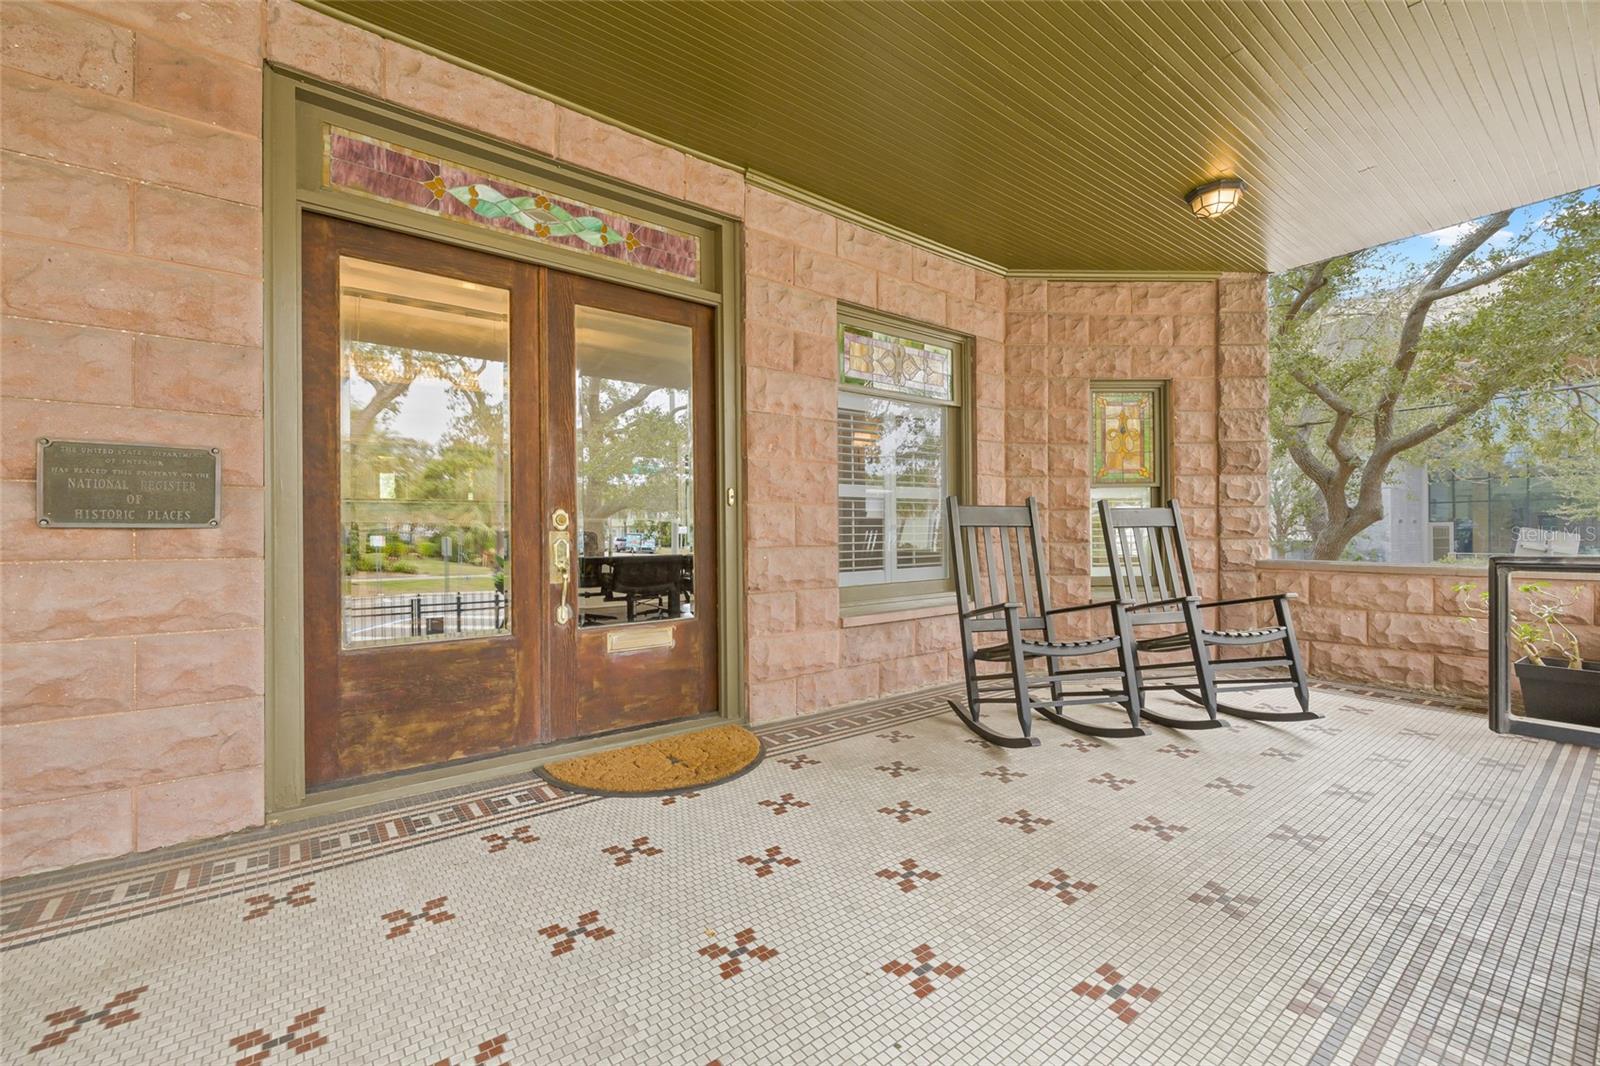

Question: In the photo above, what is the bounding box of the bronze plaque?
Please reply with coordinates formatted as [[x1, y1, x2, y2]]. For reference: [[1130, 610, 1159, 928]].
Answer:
[[36, 438, 222, 528]]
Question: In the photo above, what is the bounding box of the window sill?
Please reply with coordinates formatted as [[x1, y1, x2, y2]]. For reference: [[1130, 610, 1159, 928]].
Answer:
[[840, 594, 958, 628]]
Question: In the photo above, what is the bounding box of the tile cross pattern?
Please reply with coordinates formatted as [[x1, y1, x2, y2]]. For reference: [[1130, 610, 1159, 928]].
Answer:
[[777, 754, 820, 770], [1367, 754, 1412, 767], [27, 985, 148, 1053], [537, 910, 615, 957], [430, 1032, 510, 1066], [1029, 869, 1098, 905], [874, 761, 919, 778], [1287, 979, 1343, 1019], [758, 793, 809, 816], [699, 928, 778, 979], [383, 896, 456, 939], [878, 800, 931, 823], [883, 944, 965, 999], [999, 809, 1053, 834], [1268, 824, 1329, 851], [0, 680, 1591, 1066], [876, 858, 942, 893], [737, 846, 800, 878], [243, 882, 315, 922], [1089, 771, 1135, 791], [602, 836, 663, 866], [482, 826, 539, 852], [981, 765, 1027, 783], [1132, 815, 1188, 842], [228, 1006, 328, 1065], [1188, 880, 1263, 920], [1072, 963, 1162, 1024]]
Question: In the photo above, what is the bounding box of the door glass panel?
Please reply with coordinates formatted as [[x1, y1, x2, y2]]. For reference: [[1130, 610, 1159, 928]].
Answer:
[[573, 305, 695, 627], [338, 257, 511, 648]]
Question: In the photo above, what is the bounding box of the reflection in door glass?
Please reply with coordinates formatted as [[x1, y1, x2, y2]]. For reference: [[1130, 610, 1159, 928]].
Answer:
[[338, 257, 511, 648], [574, 306, 695, 627]]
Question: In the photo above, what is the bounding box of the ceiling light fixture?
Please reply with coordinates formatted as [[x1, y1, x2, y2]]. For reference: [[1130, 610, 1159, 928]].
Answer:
[[1185, 178, 1247, 219]]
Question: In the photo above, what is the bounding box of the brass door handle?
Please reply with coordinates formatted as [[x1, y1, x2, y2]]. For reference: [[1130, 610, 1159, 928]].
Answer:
[[551, 509, 572, 625]]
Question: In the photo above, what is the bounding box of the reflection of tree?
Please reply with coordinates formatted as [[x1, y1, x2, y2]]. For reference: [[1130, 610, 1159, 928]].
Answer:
[[346, 342, 501, 449], [860, 401, 943, 488], [342, 341, 507, 542], [578, 376, 689, 530]]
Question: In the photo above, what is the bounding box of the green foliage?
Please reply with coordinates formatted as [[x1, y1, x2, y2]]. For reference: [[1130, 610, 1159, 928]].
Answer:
[[1270, 191, 1600, 558], [1454, 580, 1587, 667]]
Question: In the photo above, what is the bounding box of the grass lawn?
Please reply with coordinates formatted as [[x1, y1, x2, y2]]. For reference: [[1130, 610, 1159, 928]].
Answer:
[[346, 553, 500, 597]]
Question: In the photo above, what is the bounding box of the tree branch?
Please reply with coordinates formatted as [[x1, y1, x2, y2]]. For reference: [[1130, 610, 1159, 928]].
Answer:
[[1376, 210, 1531, 446], [1278, 258, 1333, 333], [1428, 254, 1541, 302]]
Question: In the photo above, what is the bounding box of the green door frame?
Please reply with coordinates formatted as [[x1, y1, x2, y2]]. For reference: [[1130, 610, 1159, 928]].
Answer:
[[263, 66, 746, 820]]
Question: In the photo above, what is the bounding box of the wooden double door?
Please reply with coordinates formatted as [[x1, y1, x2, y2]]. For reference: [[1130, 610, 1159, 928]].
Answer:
[[302, 215, 718, 789]]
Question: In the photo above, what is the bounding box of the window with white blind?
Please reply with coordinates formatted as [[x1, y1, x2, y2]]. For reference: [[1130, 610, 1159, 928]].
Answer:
[[836, 310, 967, 610]]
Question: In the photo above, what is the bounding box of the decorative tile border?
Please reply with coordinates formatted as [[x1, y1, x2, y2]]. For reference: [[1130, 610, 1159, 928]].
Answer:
[[0, 678, 1472, 950], [324, 126, 700, 281], [0, 781, 582, 950]]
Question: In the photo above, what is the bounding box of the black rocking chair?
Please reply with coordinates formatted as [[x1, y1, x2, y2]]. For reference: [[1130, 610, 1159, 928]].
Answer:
[[947, 496, 1146, 748], [1096, 499, 1317, 728]]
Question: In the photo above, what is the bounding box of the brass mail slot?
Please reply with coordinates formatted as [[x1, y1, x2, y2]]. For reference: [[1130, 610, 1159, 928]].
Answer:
[[606, 625, 676, 654]]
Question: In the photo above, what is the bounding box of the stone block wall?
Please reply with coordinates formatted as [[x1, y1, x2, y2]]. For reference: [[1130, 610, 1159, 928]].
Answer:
[[2, 0, 268, 876], [0, 1, 1272, 877], [740, 199, 1009, 718], [1001, 274, 1270, 636], [1257, 560, 1600, 699]]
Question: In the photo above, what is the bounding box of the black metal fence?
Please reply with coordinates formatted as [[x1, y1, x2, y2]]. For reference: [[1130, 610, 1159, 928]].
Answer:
[[342, 590, 508, 646]]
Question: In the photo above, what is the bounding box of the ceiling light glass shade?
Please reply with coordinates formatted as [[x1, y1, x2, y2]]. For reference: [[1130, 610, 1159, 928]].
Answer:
[[1186, 178, 1247, 218]]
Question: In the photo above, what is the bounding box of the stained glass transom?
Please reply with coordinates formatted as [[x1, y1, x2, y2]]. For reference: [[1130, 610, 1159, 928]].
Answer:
[[1092, 390, 1157, 485], [839, 327, 953, 401], [323, 127, 700, 282]]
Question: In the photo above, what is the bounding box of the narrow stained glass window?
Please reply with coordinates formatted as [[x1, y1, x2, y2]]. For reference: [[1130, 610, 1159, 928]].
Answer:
[[1090, 384, 1167, 579]]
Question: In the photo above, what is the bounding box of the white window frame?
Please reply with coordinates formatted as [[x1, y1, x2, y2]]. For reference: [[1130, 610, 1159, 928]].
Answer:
[[836, 307, 969, 612]]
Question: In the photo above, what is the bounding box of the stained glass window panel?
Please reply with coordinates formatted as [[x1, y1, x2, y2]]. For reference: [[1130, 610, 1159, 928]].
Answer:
[[324, 127, 700, 282], [839, 326, 953, 401], [1092, 389, 1158, 485]]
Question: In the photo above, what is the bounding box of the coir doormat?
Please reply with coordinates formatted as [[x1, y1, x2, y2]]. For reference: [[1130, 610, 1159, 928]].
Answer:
[[536, 723, 763, 796]]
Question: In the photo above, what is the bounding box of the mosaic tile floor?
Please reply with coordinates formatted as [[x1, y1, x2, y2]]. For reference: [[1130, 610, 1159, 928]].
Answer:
[[2, 682, 1596, 1066]]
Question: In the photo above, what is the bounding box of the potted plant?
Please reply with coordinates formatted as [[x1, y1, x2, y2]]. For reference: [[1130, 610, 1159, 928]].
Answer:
[[1457, 581, 1598, 727]]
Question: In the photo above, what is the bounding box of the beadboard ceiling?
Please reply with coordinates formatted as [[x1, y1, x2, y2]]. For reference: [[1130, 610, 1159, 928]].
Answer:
[[319, 0, 1600, 274]]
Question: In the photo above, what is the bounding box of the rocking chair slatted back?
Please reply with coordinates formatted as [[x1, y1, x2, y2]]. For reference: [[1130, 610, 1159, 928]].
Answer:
[[947, 497, 1051, 634], [1097, 500, 1197, 625]]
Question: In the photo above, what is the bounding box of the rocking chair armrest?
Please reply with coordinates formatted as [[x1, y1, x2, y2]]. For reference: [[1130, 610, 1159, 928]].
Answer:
[[961, 601, 1022, 620], [1126, 595, 1199, 611], [1196, 592, 1299, 609], [1043, 601, 1118, 617]]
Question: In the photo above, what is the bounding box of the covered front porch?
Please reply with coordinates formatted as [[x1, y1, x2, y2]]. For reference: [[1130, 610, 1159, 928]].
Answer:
[[3, 1, 1598, 1063], [4, 680, 1592, 1064]]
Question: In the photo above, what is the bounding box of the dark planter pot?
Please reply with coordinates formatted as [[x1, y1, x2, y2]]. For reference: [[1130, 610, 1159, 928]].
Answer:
[[1514, 658, 1600, 728]]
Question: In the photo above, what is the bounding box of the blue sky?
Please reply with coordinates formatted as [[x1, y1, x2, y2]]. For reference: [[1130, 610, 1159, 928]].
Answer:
[[1350, 184, 1598, 288]]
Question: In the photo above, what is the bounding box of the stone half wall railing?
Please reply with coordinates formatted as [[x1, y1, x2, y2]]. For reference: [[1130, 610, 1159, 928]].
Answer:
[[1255, 558, 1600, 703]]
